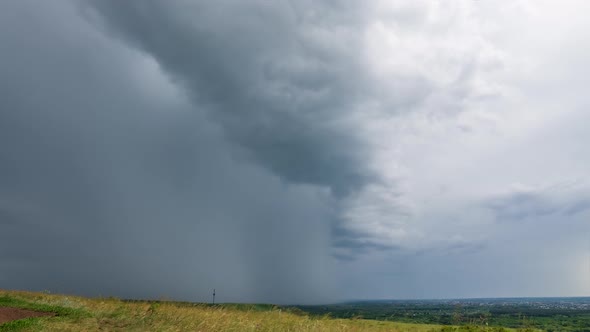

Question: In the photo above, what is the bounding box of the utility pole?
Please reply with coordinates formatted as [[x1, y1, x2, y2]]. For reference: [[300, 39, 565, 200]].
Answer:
[[212, 289, 216, 305]]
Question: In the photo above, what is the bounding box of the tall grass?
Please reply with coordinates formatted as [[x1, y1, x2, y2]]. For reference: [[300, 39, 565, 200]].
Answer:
[[0, 290, 537, 331]]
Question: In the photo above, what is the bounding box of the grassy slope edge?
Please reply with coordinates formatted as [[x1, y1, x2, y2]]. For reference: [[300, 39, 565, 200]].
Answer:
[[0, 290, 537, 331]]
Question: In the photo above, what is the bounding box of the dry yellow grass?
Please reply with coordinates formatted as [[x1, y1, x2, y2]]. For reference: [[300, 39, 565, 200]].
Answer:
[[0, 290, 521, 332]]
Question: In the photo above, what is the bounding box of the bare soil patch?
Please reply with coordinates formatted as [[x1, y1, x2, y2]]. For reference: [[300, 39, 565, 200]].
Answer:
[[0, 307, 55, 324]]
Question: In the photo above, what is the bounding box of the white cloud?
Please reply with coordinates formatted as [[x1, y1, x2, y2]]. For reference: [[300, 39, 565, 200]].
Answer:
[[335, 0, 590, 297]]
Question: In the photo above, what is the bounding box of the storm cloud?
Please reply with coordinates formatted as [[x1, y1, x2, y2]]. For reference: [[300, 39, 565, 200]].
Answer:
[[85, 0, 376, 197], [0, 0, 335, 303], [1, 0, 590, 303]]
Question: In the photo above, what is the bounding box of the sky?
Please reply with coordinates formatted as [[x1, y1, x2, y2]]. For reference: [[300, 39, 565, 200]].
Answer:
[[1, 0, 589, 304]]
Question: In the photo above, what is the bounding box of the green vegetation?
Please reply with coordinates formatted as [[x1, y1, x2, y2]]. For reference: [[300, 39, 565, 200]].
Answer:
[[0, 294, 90, 332], [0, 290, 537, 331], [296, 300, 590, 332], [0, 295, 88, 320]]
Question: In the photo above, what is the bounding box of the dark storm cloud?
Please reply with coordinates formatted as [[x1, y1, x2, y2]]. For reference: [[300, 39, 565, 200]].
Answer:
[[83, 0, 375, 196], [331, 224, 399, 261], [82, 0, 470, 265], [0, 0, 337, 304], [7, 0, 589, 304]]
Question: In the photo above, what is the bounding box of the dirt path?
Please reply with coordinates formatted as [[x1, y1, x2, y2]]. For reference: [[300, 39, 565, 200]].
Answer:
[[0, 307, 55, 324]]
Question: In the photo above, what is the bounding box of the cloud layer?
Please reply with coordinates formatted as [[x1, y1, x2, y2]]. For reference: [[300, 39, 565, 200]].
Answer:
[[1, 0, 589, 303]]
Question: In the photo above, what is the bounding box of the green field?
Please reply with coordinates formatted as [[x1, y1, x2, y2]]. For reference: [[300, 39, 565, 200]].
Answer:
[[0, 290, 538, 331], [296, 299, 590, 332]]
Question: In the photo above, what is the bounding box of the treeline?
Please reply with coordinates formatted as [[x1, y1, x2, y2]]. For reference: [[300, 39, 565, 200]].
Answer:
[[294, 303, 590, 331]]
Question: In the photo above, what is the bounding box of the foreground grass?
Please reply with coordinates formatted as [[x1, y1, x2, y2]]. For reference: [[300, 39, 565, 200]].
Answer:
[[0, 290, 535, 331]]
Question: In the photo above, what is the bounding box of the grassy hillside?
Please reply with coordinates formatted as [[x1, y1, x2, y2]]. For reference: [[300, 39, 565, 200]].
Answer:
[[0, 290, 534, 331]]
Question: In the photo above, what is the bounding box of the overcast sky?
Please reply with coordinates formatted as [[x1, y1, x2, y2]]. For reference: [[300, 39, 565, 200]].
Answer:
[[1, 0, 590, 304]]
